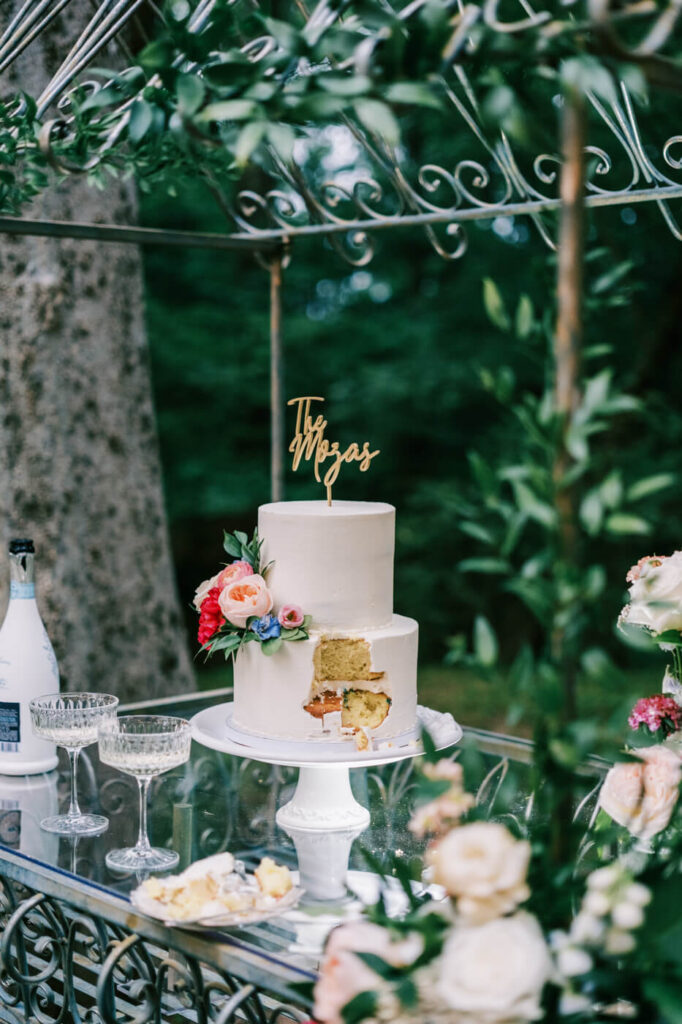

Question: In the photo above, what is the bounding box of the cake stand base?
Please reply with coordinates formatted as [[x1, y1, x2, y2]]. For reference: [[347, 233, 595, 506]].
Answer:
[[276, 765, 370, 832], [191, 703, 462, 902]]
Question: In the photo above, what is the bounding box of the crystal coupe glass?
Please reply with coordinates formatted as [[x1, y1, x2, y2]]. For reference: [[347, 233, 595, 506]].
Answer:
[[29, 692, 119, 835], [98, 715, 191, 872]]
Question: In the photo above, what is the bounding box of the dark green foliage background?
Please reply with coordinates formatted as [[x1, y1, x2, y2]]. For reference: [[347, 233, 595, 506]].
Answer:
[[140, 107, 682, 694]]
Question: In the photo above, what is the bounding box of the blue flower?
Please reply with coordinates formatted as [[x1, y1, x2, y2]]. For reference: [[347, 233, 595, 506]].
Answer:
[[250, 614, 281, 642]]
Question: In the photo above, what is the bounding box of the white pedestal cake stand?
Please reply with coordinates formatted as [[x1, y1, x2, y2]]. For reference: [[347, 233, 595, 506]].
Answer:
[[190, 703, 462, 901]]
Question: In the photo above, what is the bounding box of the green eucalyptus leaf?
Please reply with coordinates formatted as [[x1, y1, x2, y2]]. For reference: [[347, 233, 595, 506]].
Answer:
[[474, 615, 498, 668], [459, 557, 510, 574], [354, 99, 400, 146], [515, 294, 534, 339], [128, 100, 154, 143], [261, 636, 283, 656], [482, 278, 511, 332], [341, 990, 378, 1024], [627, 473, 676, 502], [176, 73, 205, 115], [605, 513, 651, 536], [198, 100, 258, 123], [235, 121, 267, 165]]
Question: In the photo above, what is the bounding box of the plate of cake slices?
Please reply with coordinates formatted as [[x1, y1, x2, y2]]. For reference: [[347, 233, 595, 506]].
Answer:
[[130, 852, 302, 928]]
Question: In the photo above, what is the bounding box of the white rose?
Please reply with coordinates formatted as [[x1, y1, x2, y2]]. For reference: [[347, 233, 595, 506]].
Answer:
[[426, 822, 530, 923], [624, 552, 682, 635], [436, 912, 552, 1023], [623, 882, 651, 907], [313, 921, 423, 1024], [599, 745, 682, 840], [193, 573, 220, 611]]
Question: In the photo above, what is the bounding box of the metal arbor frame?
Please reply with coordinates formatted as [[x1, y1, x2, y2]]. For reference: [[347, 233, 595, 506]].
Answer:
[[1, 0, 682, 498]]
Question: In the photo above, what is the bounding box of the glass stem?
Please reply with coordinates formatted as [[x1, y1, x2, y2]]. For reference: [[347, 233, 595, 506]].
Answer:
[[67, 748, 81, 818], [136, 776, 153, 853]]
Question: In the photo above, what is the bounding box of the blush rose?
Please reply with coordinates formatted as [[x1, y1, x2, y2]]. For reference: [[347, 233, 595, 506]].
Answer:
[[599, 744, 682, 840], [426, 821, 531, 924], [218, 574, 273, 629], [313, 921, 423, 1024]]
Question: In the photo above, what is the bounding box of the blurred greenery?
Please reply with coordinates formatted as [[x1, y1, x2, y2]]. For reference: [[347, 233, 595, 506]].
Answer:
[[140, 169, 682, 716], [136, 58, 682, 729]]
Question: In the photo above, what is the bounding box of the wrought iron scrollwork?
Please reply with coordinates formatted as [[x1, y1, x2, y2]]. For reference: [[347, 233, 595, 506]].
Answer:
[[0, 871, 311, 1024]]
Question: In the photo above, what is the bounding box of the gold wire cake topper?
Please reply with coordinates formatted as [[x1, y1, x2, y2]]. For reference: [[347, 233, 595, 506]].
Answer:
[[287, 396, 380, 506]]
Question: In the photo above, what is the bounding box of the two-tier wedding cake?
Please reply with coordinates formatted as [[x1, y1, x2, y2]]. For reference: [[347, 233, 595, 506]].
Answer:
[[231, 500, 418, 748]]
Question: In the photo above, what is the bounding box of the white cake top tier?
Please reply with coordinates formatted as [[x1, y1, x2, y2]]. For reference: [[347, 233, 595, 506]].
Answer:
[[259, 500, 395, 630]]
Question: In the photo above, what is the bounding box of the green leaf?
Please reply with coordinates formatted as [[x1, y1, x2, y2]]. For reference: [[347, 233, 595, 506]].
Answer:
[[515, 295, 534, 339], [353, 99, 400, 146], [234, 531, 248, 545], [319, 73, 372, 97], [459, 558, 510, 574], [604, 513, 651, 535], [458, 521, 495, 544], [302, 615, 312, 629], [266, 122, 296, 162], [341, 990, 378, 1024], [474, 615, 498, 668], [235, 120, 267, 165], [383, 82, 441, 109], [560, 55, 617, 105], [128, 100, 154, 143], [176, 73, 205, 115], [599, 470, 622, 509], [482, 278, 511, 332], [511, 481, 556, 528], [355, 952, 399, 981], [627, 473, 676, 502], [223, 532, 242, 558], [579, 490, 603, 536], [261, 636, 283, 656], [198, 100, 258, 123]]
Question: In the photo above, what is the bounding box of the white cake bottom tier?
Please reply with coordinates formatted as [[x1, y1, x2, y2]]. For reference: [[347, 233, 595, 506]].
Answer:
[[232, 614, 418, 743]]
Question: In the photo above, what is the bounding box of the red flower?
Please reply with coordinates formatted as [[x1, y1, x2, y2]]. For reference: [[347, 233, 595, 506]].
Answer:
[[628, 694, 682, 737], [197, 587, 225, 647]]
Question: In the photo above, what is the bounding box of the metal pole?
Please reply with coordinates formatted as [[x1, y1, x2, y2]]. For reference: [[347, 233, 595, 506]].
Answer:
[[270, 253, 285, 503]]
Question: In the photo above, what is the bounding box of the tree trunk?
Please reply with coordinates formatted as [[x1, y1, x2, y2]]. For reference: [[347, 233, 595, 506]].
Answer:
[[0, 2, 196, 701]]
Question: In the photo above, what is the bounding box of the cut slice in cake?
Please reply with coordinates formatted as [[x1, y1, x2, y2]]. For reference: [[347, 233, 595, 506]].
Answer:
[[305, 636, 392, 747]]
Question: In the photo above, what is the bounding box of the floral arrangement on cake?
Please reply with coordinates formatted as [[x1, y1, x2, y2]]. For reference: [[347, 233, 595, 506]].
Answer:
[[194, 528, 311, 658]]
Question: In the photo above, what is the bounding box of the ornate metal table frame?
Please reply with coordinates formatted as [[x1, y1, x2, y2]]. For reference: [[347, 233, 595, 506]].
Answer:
[[0, 687, 576, 1024]]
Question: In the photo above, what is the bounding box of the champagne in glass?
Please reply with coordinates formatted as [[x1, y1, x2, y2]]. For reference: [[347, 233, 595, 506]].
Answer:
[[29, 693, 119, 835], [98, 715, 191, 872]]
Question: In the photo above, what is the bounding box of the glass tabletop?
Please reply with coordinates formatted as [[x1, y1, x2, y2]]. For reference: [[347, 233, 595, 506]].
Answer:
[[0, 689, 549, 974]]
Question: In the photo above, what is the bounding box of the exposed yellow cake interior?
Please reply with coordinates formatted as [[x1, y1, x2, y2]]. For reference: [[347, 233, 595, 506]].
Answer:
[[313, 637, 384, 684], [342, 689, 391, 731], [255, 857, 293, 898]]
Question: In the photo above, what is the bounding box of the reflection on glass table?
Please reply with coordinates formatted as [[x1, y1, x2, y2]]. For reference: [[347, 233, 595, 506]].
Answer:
[[0, 689, 603, 975]]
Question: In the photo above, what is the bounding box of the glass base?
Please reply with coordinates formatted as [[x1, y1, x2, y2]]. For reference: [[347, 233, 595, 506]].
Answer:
[[106, 845, 179, 872], [40, 813, 109, 836]]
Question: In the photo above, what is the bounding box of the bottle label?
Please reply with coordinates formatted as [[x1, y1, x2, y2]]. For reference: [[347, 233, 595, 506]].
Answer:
[[0, 702, 20, 752], [10, 582, 35, 599]]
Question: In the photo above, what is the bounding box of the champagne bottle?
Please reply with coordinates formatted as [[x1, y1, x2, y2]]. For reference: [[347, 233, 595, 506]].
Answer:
[[0, 539, 59, 775]]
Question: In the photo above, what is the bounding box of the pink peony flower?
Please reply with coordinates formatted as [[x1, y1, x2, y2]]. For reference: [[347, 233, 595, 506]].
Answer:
[[313, 921, 423, 1024], [218, 574, 273, 629], [278, 604, 304, 629], [628, 695, 682, 737], [599, 745, 682, 840], [216, 560, 254, 589]]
